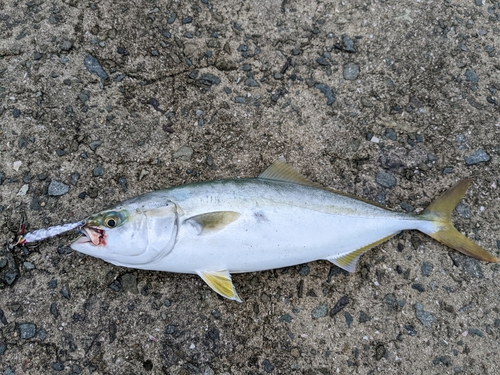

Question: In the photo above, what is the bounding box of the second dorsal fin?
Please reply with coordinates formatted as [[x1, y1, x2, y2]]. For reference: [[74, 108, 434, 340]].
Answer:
[[258, 159, 390, 210]]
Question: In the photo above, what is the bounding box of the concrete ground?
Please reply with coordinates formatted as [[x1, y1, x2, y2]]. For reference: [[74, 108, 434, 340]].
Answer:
[[1, 0, 499, 374]]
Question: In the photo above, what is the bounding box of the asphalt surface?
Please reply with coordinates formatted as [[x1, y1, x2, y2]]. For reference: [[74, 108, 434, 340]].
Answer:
[[1, 0, 500, 374]]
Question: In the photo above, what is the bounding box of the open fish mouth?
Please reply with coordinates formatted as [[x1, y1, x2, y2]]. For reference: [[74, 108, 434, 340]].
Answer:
[[73, 227, 106, 246]]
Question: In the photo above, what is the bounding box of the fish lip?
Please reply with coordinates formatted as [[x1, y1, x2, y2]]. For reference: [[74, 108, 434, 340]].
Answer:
[[77, 226, 106, 246]]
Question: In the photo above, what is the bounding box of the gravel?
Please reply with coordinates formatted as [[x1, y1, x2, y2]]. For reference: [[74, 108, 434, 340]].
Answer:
[[375, 171, 396, 188], [48, 180, 70, 196], [173, 145, 193, 161], [83, 54, 109, 80], [414, 303, 433, 327], [448, 253, 484, 279], [421, 262, 433, 276], [464, 149, 490, 164], [314, 83, 336, 105], [343, 62, 360, 80], [311, 304, 328, 319], [19, 323, 36, 339], [329, 296, 349, 317]]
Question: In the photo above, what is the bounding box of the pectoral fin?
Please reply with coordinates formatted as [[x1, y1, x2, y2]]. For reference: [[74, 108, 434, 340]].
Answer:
[[186, 211, 241, 234], [328, 235, 394, 272], [197, 270, 242, 302]]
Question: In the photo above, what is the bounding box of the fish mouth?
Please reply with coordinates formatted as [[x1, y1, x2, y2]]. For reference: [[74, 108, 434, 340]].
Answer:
[[73, 227, 106, 246]]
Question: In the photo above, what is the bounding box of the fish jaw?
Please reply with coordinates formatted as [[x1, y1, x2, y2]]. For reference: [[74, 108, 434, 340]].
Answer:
[[73, 227, 107, 247]]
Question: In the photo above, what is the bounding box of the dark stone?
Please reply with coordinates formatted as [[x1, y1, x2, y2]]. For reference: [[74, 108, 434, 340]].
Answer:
[[207, 327, 219, 340], [448, 253, 484, 278], [384, 293, 397, 310], [60, 286, 71, 299], [197, 74, 221, 86], [121, 273, 137, 293], [404, 324, 417, 336], [0, 309, 8, 325], [412, 283, 425, 292], [262, 359, 274, 373], [92, 164, 104, 177], [69, 172, 80, 186], [299, 264, 310, 276], [330, 296, 349, 317], [376, 171, 396, 188], [400, 202, 414, 212], [143, 360, 153, 371], [345, 312, 353, 328], [343, 62, 360, 80], [83, 54, 109, 80], [326, 265, 349, 282], [316, 56, 330, 66], [279, 314, 292, 323], [342, 35, 356, 52], [467, 328, 483, 337], [433, 356, 451, 366], [414, 303, 433, 327], [314, 83, 336, 105], [464, 149, 490, 165], [464, 69, 478, 83], [118, 177, 128, 192], [19, 323, 36, 339], [375, 343, 386, 361], [0, 172, 5, 185], [109, 280, 122, 292], [89, 140, 102, 151], [311, 304, 328, 319], [48, 180, 69, 196], [359, 311, 371, 323], [50, 302, 59, 318], [52, 362, 64, 371], [421, 262, 433, 276]]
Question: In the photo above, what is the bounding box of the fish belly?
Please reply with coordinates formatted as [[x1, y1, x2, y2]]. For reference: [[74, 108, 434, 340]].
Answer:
[[153, 205, 428, 274]]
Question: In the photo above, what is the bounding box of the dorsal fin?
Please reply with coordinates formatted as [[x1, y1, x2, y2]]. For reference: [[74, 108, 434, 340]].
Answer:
[[258, 159, 324, 189], [258, 159, 390, 210]]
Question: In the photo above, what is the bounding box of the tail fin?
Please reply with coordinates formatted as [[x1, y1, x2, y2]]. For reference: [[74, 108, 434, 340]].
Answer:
[[420, 179, 497, 263]]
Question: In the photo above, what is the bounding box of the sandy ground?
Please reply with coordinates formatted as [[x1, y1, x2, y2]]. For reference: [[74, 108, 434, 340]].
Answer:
[[1, 0, 500, 374]]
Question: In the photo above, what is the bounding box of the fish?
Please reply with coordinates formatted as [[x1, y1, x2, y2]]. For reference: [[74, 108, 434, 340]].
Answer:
[[22, 160, 498, 301]]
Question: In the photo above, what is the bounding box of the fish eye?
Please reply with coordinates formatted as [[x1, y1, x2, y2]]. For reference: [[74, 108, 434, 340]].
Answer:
[[104, 216, 118, 228]]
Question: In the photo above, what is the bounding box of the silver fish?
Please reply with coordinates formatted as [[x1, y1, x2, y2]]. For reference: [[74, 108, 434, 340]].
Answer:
[[20, 160, 497, 301]]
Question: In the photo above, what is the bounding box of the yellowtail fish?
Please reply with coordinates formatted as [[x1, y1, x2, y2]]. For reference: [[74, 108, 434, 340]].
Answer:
[[20, 160, 498, 301]]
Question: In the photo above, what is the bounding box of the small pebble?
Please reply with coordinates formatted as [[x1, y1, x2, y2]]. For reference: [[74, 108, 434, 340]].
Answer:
[[464, 68, 478, 83], [421, 262, 433, 276], [48, 181, 70, 196], [465, 149, 490, 165], [314, 83, 336, 105], [60, 286, 71, 299], [19, 323, 36, 339], [311, 304, 328, 319], [23, 262, 35, 270], [375, 171, 396, 188], [414, 303, 433, 327], [173, 145, 193, 161], [83, 54, 109, 80], [343, 62, 360, 80], [93, 164, 105, 177], [359, 311, 371, 323], [342, 35, 356, 52], [262, 359, 274, 373]]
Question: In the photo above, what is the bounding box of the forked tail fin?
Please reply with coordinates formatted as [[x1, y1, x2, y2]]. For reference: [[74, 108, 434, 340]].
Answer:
[[420, 179, 497, 262]]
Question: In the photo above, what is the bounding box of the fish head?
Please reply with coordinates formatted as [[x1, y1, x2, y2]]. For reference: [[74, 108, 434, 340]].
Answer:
[[71, 202, 178, 267]]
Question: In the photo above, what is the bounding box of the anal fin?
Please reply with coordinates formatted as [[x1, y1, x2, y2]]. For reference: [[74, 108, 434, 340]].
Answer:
[[197, 269, 242, 302], [328, 235, 394, 273]]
